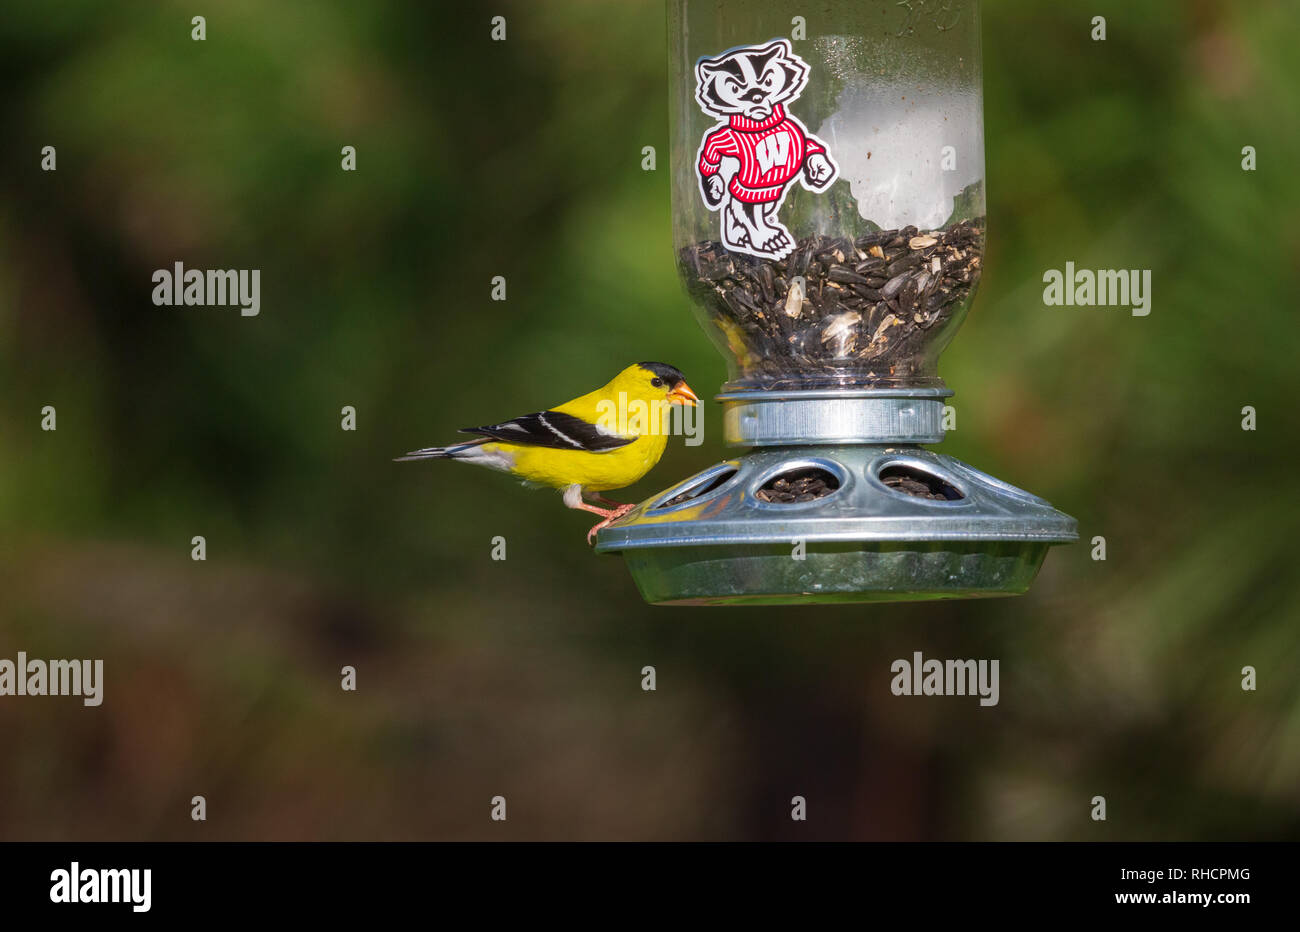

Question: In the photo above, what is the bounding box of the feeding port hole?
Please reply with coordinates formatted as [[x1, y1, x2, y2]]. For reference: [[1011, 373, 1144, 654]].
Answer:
[[755, 467, 841, 504], [878, 464, 963, 501], [656, 467, 738, 509]]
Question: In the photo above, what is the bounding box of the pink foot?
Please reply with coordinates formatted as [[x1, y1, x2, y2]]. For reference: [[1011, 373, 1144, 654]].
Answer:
[[586, 503, 636, 545]]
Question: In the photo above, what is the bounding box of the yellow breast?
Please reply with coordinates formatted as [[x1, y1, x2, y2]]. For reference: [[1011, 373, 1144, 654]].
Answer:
[[490, 431, 668, 491]]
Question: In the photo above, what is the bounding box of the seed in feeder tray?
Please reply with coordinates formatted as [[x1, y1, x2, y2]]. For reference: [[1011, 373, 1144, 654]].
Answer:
[[755, 468, 839, 504], [678, 218, 985, 385], [891, 476, 935, 496], [880, 467, 964, 501]]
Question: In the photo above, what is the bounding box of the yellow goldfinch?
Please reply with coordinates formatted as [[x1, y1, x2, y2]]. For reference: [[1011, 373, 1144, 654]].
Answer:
[[396, 362, 700, 542]]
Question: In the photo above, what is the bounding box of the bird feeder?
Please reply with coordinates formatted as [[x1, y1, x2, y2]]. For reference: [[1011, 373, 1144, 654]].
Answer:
[[596, 0, 1076, 604]]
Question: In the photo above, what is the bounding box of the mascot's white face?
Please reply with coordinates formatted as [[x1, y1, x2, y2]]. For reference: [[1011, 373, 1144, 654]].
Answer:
[[694, 39, 810, 122]]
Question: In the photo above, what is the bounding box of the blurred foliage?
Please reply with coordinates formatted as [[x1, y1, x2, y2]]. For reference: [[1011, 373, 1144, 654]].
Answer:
[[0, 0, 1296, 840]]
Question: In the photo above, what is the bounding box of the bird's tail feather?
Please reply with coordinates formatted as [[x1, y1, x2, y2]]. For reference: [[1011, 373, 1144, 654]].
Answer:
[[393, 438, 488, 462], [393, 447, 450, 462]]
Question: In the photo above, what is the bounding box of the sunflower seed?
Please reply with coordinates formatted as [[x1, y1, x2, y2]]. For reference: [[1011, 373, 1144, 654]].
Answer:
[[784, 279, 804, 318]]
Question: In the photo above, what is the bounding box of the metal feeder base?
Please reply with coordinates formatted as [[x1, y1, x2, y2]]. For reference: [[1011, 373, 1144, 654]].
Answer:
[[595, 445, 1077, 605]]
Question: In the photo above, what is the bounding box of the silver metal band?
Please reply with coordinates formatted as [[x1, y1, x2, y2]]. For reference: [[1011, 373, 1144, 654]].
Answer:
[[717, 388, 954, 446]]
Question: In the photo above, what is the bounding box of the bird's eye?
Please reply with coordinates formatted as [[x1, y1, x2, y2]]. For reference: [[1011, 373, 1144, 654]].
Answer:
[[650, 377, 665, 388]]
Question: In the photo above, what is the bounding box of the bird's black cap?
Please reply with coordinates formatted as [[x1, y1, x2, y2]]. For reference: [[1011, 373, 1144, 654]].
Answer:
[[637, 361, 687, 384]]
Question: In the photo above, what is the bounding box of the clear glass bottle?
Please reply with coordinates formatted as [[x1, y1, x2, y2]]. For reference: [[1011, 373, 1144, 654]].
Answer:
[[669, 0, 986, 391]]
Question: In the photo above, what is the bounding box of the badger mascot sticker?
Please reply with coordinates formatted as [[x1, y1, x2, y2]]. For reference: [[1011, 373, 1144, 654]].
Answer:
[[693, 39, 838, 260]]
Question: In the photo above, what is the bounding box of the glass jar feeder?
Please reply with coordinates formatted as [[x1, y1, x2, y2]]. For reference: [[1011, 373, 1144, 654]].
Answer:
[[596, 0, 1076, 604]]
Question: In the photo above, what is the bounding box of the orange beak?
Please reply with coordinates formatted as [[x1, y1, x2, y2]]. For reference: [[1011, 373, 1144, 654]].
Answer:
[[668, 380, 700, 406]]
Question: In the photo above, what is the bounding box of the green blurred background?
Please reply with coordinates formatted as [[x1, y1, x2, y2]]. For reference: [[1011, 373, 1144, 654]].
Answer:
[[1, 0, 1297, 840]]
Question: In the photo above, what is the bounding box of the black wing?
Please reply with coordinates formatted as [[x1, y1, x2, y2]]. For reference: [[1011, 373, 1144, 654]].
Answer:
[[459, 411, 633, 452]]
